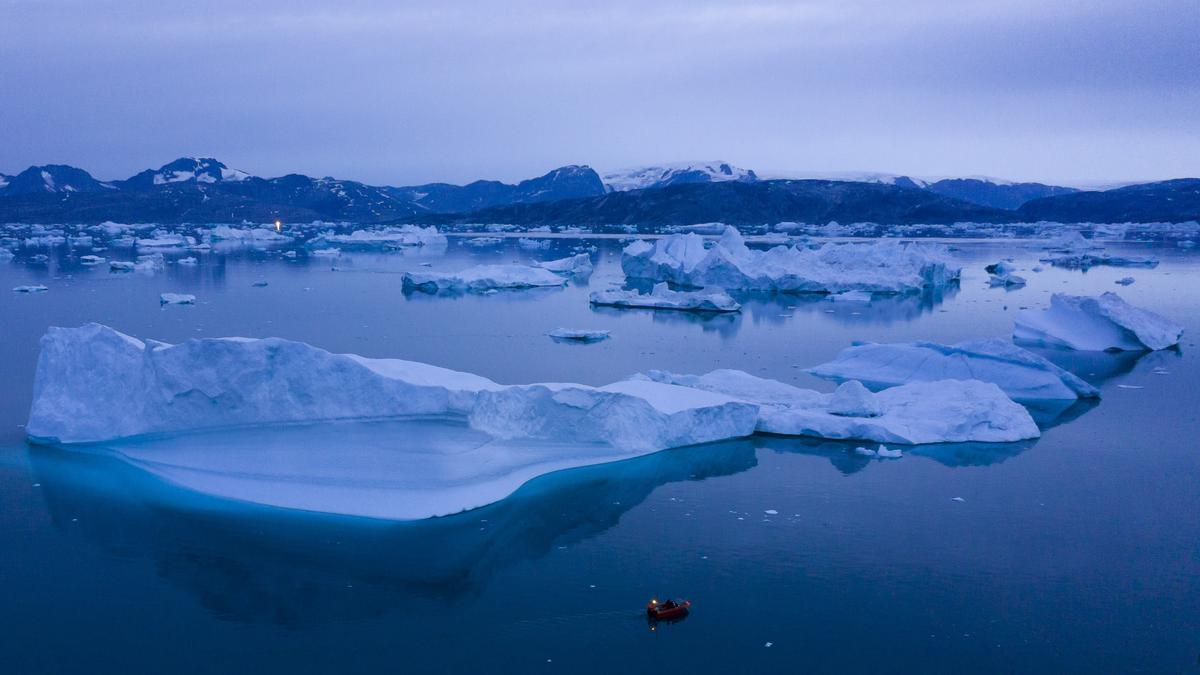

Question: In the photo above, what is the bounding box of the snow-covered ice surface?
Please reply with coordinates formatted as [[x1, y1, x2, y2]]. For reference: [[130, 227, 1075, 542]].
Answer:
[[534, 253, 593, 276], [621, 227, 960, 293], [159, 293, 195, 305], [589, 282, 741, 312], [308, 226, 446, 250], [639, 370, 1040, 444], [807, 338, 1099, 401], [403, 264, 567, 293], [1014, 292, 1184, 351], [548, 328, 611, 343]]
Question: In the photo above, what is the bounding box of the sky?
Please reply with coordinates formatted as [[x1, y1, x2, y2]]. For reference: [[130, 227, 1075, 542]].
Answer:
[[1, 0, 1197, 187]]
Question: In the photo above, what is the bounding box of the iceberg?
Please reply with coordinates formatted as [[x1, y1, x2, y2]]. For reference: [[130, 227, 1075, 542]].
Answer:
[[13, 284, 48, 293], [206, 225, 294, 244], [402, 264, 567, 293], [807, 338, 1100, 401], [1014, 293, 1183, 351], [80, 255, 106, 265], [589, 283, 741, 313], [985, 261, 1026, 288], [137, 234, 195, 249], [534, 253, 593, 276], [27, 324, 757, 454], [638, 370, 1040, 444], [308, 226, 445, 249], [159, 293, 196, 305], [1041, 252, 1159, 270], [548, 328, 611, 343], [621, 227, 960, 294]]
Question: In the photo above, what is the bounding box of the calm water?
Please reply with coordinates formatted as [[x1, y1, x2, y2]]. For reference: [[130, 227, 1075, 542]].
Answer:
[[1, 235, 1198, 673]]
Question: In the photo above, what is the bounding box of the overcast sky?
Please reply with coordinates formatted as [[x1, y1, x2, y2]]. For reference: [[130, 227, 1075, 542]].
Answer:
[[1, 0, 1197, 187]]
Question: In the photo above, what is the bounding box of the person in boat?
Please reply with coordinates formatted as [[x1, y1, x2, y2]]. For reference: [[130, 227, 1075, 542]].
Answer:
[[660, 599, 678, 610]]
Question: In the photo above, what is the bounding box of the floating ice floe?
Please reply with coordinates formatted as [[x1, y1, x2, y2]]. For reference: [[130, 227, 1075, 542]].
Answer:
[[827, 290, 872, 302], [463, 236, 503, 247], [1115, 277, 1135, 286], [26, 324, 758, 452], [637, 370, 1040, 444], [985, 262, 1026, 288], [589, 283, 741, 313], [402, 264, 567, 293], [206, 225, 294, 245], [621, 226, 960, 294], [137, 234, 195, 249], [1014, 292, 1183, 351], [548, 328, 611, 343], [534, 253, 593, 276], [159, 293, 196, 305], [80, 255, 106, 265], [309, 247, 341, 258], [1041, 252, 1159, 270], [109, 253, 163, 273], [808, 338, 1099, 401], [13, 285, 48, 293], [177, 256, 198, 266], [308, 226, 445, 250], [517, 238, 551, 251]]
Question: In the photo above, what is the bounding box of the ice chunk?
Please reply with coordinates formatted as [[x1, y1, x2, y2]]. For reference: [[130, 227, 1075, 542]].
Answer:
[[876, 444, 903, 458], [402, 264, 567, 293], [206, 225, 294, 245], [137, 234, 195, 249], [176, 256, 198, 266], [1014, 293, 1183, 351], [621, 227, 960, 293], [534, 253, 593, 276], [26, 325, 757, 456], [80, 255, 106, 265], [1115, 277, 1135, 286], [463, 236, 503, 247], [808, 338, 1099, 401], [517, 238, 551, 250], [548, 328, 611, 343], [160, 293, 196, 305], [1041, 252, 1158, 270], [986, 262, 1026, 288], [826, 380, 883, 417], [308, 226, 445, 249], [589, 282, 741, 313], [13, 285, 48, 293], [639, 369, 1039, 444]]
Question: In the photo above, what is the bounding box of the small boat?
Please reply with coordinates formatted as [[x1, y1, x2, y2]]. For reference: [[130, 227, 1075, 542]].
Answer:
[[646, 598, 691, 621]]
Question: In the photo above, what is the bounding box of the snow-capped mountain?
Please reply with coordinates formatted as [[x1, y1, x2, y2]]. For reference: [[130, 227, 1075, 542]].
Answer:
[[119, 157, 251, 189], [602, 162, 758, 192], [0, 164, 113, 195]]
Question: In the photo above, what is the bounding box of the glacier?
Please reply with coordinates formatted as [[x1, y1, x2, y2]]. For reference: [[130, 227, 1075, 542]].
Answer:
[[637, 370, 1040, 444], [402, 264, 567, 293], [621, 227, 960, 294], [589, 283, 741, 313], [807, 339, 1099, 401], [1014, 293, 1183, 351]]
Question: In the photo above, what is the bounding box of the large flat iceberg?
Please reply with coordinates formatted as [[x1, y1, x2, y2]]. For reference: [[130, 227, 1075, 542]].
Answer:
[[807, 338, 1099, 401], [1014, 293, 1183, 351], [622, 227, 960, 294], [589, 283, 741, 313], [309, 226, 446, 249], [27, 324, 757, 454], [638, 370, 1040, 444], [402, 264, 567, 293]]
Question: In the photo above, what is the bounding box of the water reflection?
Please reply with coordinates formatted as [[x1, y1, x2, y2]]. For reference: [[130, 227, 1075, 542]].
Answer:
[[755, 434, 1039, 474], [1025, 344, 1181, 386], [738, 283, 960, 327], [27, 438, 757, 625]]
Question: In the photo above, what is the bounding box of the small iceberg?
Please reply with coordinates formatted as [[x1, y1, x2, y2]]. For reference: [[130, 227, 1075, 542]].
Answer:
[[807, 338, 1099, 401], [1041, 252, 1159, 270], [548, 328, 611, 343], [160, 293, 196, 305], [136, 234, 195, 249], [177, 256, 198, 266], [308, 226, 445, 250], [402, 264, 567, 293], [1014, 292, 1183, 351], [13, 285, 48, 293], [463, 236, 503, 247], [80, 255, 106, 266], [986, 262, 1026, 288], [589, 283, 741, 313], [621, 226, 960, 293], [638, 370, 1040, 444], [534, 253, 593, 276]]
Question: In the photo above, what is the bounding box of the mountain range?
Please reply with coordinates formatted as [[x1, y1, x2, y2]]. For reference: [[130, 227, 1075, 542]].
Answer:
[[1, 158, 1196, 225]]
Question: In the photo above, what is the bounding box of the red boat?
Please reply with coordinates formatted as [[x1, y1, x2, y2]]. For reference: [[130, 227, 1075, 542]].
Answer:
[[646, 598, 691, 621]]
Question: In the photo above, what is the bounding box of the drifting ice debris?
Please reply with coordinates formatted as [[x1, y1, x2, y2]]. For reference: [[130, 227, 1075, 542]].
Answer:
[[1115, 277, 1135, 286], [463, 236, 503, 247], [589, 283, 741, 313], [876, 445, 903, 458], [177, 257, 198, 266], [517, 238, 551, 251], [308, 226, 445, 249], [206, 225, 294, 244], [621, 226, 960, 294], [159, 293, 196, 305], [986, 262, 1026, 288], [827, 290, 872, 302], [108, 254, 162, 273], [80, 255, 106, 265], [808, 338, 1099, 401], [534, 253, 594, 276], [1014, 292, 1183, 351], [310, 248, 341, 257], [548, 328, 611, 343], [26, 324, 758, 456], [252, 281, 268, 287], [853, 446, 876, 457], [403, 264, 567, 293], [1041, 252, 1159, 270], [637, 369, 1039, 444], [137, 234, 195, 249], [13, 285, 48, 293]]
